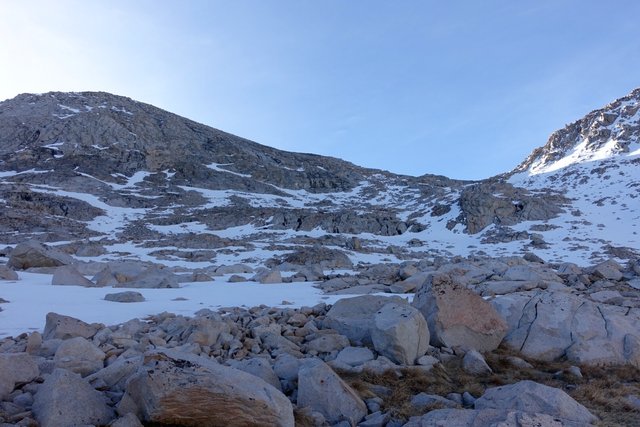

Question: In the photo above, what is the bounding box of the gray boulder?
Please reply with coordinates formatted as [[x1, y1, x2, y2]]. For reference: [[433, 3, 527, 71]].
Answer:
[[371, 302, 429, 365], [462, 349, 492, 375], [474, 380, 598, 425], [0, 265, 18, 280], [53, 336, 105, 376], [297, 358, 367, 425], [592, 259, 624, 281], [43, 312, 102, 340], [0, 353, 39, 400], [412, 274, 508, 351], [305, 333, 350, 354], [405, 409, 588, 427], [118, 349, 294, 426], [105, 291, 145, 303], [335, 346, 375, 367], [86, 356, 143, 392], [493, 290, 640, 365], [32, 368, 115, 427], [94, 262, 180, 288], [323, 295, 406, 346], [228, 358, 282, 391], [51, 264, 97, 287], [7, 240, 75, 270]]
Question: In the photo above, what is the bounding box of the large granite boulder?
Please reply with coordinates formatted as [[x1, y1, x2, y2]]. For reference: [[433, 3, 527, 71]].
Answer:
[[51, 264, 97, 287], [43, 312, 102, 340], [32, 368, 115, 427], [297, 358, 367, 425], [8, 240, 75, 270], [0, 265, 18, 280], [323, 295, 407, 346], [492, 290, 640, 365], [412, 274, 508, 351], [475, 380, 598, 425], [371, 302, 429, 365], [0, 353, 39, 400], [53, 336, 106, 376], [118, 349, 294, 426]]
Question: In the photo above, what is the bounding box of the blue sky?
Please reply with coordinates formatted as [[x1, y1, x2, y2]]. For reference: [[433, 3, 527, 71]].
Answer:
[[1, 1, 639, 179]]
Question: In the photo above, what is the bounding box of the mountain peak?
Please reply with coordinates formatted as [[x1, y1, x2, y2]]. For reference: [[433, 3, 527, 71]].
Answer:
[[513, 87, 640, 175]]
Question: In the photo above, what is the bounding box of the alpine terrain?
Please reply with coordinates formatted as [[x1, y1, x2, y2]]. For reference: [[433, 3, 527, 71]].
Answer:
[[0, 88, 639, 426]]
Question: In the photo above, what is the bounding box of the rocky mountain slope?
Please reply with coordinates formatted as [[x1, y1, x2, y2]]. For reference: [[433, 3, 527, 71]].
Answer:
[[2, 89, 636, 269], [1, 89, 640, 426]]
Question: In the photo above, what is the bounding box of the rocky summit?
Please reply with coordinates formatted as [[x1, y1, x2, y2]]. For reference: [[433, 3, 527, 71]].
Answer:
[[0, 88, 639, 426]]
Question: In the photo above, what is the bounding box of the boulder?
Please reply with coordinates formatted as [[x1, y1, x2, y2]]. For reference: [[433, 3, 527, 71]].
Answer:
[[323, 295, 406, 346], [53, 336, 105, 376], [51, 265, 97, 287], [305, 333, 350, 354], [105, 291, 145, 303], [43, 312, 102, 340], [228, 358, 282, 391], [0, 353, 39, 400], [215, 264, 254, 275], [412, 274, 508, 351], [7, 240, 75, 270], [335, 347, 375, 367], [0, 265, 18, 280], [253, 268, 282, 284], [405, 409, 587, 427], [493, 290, 640, 365], [281, 246, 353, 269], [85, 356, 143, 392], [462, 349, 492, 375], [592, 259, 624, 281], [474, 380, 598, 425], [297, 358, 367, 425], [94, 262, 180, 288], [184, 314, 231, 347], [32, 368, 115, 427], [119, 349, 294, 426], [110, 413, 144, 427], [371, 303, 429, 365]]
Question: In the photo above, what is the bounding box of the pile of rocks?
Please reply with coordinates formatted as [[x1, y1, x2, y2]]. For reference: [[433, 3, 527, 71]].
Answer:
[[0, 287, 609, 426]]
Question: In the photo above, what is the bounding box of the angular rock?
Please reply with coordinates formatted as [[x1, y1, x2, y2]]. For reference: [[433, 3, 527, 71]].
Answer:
[[85, 355, 143, 392], [412, 274, 508, 351], [53, 336, 106, 376], [335, 346, 375, 367], [323, 295, 406, 346], [462, 349, 492, 375], [297, 358, 367, 425], [405, 409, 586, 427], [8, 240, 75, 270], [51, 264, 97, 287], [592, 259, 623, 281], [32, 368, 114, 427], [305, 333, 350, 354], [474, 380, 598, 425], [119, 349, 294, 426], [0, 353, 39, 400], [253, 268, 282, 284], [43, 312, 102, 340], [371, 302, 429, 365], [0, 265, 18, 280], [105, 291, 145, 303], [493, 290, 640, 365], [228, 358, 282, 391]]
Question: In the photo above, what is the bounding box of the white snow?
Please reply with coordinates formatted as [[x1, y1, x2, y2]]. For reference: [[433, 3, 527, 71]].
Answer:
[[58, 104, 80, 114], [0, 272, 365, 338], [206, 163, 252, 178]]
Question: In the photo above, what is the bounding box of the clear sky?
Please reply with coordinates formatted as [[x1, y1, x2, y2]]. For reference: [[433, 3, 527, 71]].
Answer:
[[1, 1, 639, 180]]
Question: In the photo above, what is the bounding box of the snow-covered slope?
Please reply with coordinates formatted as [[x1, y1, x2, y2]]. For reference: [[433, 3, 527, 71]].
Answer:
[[0, 89, 638, 270]]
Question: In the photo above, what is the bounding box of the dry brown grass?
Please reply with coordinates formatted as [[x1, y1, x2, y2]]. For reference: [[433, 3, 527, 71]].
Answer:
[[339, 347, 640, 425]]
